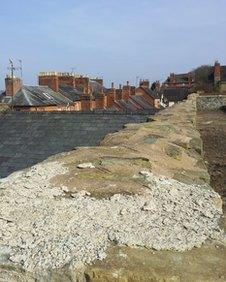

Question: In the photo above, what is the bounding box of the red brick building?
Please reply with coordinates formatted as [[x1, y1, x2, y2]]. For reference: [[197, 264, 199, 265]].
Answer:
[[1, 70, 161, 114], [163, 72, 194, 89]]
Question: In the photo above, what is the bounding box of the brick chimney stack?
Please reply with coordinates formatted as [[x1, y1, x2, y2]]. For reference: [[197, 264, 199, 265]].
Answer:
[[95, 93, 107, 109], [115, 84, 122, 101], [214, 60, 221, 84], [139, 79, 150, 89], [80, 95, 93, 111], [130, 86, 136, 95], [107, 82, 116, 107], [5, 76, 22, 96], [39, 72, 59, 92], [122, 81, 131, 100]]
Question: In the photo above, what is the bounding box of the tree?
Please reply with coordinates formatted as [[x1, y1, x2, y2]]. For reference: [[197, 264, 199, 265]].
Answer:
[[194, 65, 213, 92]]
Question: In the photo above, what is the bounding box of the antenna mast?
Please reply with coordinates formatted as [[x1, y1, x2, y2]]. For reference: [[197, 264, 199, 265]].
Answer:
[[9, 59, 15, 110]]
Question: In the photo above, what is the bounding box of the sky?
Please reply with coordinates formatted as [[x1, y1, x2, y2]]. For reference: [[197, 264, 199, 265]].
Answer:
[[0, 0, 226, 89]]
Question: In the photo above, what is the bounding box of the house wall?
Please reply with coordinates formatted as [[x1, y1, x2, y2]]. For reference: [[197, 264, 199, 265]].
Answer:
[[154, 99, 161, 108], [14, 102, 81, 112]]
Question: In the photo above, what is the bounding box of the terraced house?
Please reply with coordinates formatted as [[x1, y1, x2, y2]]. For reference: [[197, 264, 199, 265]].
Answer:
[[0, 72, 161, 113]]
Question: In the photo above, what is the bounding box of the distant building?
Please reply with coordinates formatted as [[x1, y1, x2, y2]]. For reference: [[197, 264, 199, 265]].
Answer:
[[135, 79, 161, 108], [213, 61, 226, 93], [38, 72, 161, 113], [160, 87, 191, 107], [0, 76, 81, 111], [163, 72, 194, 89], [1, 71, 162, 113], [38, 72, 107, 111]]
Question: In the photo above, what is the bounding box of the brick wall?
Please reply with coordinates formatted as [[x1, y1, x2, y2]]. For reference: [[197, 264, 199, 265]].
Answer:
[[15, 102, 81, 112]]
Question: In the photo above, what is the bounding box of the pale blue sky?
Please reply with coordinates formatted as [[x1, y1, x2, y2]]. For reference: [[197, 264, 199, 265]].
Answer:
[[0, 0, 226, 89]]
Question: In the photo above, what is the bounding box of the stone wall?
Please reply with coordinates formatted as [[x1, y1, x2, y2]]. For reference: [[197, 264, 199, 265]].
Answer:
[[0, 95, 225, 281], [197, 95, 226, 110]]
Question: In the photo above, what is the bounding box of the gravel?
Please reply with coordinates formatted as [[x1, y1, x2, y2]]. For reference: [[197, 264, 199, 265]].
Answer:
[[0, 161, 224, 271]]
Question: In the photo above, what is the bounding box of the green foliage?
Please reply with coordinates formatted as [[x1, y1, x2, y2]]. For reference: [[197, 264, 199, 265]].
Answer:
[[194, 65, 213, 92], [213, 82, 220, 93]]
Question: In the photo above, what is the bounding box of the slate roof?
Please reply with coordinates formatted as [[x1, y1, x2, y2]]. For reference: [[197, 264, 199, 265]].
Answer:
[[140, 87, 161, 99], [130, 95, 157, 110], [1, 95, 12, 104], [115, 99, 140, 112], [59, 86, 83, 102], [10, 86, 72, 106], [161, 88, 191, 102], [114, 97, 158, 114], [0, 112, 148, 178]]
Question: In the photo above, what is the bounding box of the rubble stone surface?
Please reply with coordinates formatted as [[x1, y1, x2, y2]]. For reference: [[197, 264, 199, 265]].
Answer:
[[0, 160, 223, 272]]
